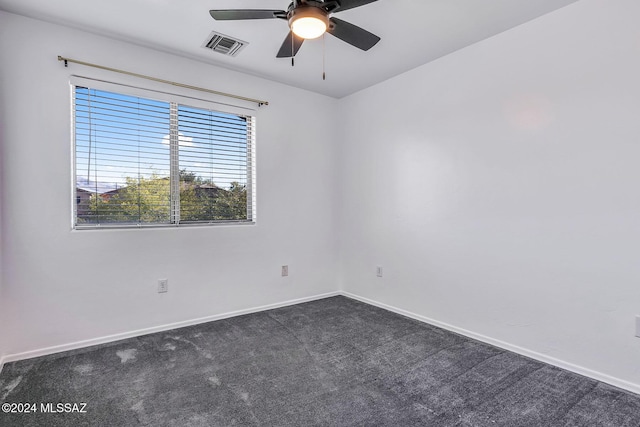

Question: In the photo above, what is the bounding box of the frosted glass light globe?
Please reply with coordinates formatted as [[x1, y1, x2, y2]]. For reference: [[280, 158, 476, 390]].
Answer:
[[289, 7, 329, 40], [291, 16, 327, 39]]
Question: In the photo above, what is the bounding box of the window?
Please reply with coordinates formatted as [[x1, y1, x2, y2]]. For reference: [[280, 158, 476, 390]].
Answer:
[[73, 79, 256, 229]]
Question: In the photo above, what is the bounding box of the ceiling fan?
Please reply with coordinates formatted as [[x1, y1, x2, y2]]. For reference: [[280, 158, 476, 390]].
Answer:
[[209, 0, 381, 59]]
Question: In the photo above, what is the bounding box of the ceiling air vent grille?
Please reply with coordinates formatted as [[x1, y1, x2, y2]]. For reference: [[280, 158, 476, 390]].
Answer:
[[202, 31, 248, 57]]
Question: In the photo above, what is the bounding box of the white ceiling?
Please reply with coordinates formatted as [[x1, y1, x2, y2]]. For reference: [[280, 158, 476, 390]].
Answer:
[[0, 0, 579, 98]]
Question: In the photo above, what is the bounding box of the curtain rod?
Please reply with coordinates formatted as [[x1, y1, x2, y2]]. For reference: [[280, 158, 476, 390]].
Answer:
[[57, 55, 269, 107]]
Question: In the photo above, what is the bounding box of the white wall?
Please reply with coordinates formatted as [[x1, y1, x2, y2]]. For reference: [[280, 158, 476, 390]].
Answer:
[[0, 11, 339, 357], [0, 66, 5, 363], [0, 183, 4, 365], [0, 15, 8, 364], [338, 0, 640, 390]]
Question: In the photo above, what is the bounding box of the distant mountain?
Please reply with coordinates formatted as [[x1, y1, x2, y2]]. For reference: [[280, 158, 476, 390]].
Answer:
[[76, 177, 121, 194]]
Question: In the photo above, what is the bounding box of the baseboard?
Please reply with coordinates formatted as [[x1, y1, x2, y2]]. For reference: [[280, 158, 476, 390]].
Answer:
[[340, 291, 640, 396], [4, 289, 639, 396], [1, 291, 340, 366]]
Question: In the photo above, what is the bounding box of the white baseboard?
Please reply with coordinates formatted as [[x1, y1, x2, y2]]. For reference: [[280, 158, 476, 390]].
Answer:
[[340, 291, 640, 396], [0, 291, 340, 369], [3, 289, 639, 396]]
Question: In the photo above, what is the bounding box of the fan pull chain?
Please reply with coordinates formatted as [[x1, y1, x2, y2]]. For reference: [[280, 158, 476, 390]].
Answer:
[[322, 33, 326, 80]]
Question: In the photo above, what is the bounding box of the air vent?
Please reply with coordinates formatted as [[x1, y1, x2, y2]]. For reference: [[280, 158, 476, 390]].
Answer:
[[202, 31, 248, 57]]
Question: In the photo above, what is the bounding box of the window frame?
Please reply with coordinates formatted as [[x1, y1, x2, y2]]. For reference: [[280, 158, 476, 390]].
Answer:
[[70, 76, 257, 230]]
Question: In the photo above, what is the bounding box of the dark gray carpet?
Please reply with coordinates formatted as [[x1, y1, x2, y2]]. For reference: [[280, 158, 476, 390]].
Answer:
[[1, 296, 640, 426]]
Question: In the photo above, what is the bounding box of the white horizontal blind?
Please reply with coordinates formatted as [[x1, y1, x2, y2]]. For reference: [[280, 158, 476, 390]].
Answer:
[[75, 87, 172, 225], [73, 84, 255, 228], [177, 105, 252, 223]]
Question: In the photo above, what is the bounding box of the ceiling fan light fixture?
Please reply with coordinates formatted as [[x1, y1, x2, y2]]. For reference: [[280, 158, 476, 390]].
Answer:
[[289, 7, 329, 39]]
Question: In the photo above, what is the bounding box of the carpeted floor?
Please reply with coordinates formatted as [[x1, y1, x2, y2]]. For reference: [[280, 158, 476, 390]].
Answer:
[[1, 296, 640, 426]]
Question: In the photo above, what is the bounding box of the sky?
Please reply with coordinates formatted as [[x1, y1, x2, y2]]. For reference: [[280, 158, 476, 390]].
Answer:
[[75, 87, 250, 193]]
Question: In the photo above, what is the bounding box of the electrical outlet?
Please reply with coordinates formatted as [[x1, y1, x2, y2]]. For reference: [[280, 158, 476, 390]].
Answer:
[[281, 265, 289, 277], [158, 279, 168, 293], [376, 266, 383, 277], [636, 316, 640, 338]]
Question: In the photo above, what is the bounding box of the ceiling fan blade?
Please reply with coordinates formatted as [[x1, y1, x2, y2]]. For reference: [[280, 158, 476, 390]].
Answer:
[[209, 9, 286, 20], [336, 0, 378, 12], [328, 17, 380, 51], [276, 31, 305, 58]]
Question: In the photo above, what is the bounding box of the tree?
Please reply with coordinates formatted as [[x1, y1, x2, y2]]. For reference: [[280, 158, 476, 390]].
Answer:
[[82, 175, 247, 224], [86, 174, 170, 224], [179, 186, 210, 222], [214, 182, 247, 220]]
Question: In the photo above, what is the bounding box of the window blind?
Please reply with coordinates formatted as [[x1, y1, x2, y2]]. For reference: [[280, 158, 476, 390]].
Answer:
[[73, 85, 256, 228]]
